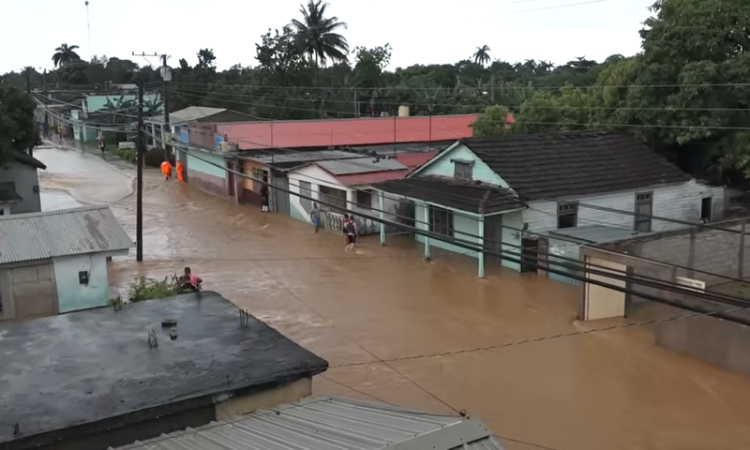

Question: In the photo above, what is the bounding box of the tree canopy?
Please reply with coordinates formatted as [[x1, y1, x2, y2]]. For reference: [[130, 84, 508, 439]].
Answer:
[[3, 0, 749, 183], [0, 86, 40, 160]]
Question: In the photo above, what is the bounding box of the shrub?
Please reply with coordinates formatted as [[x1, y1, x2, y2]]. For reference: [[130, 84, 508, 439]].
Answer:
[[127, 274, 197, 302], [118, 148, 136, 162]]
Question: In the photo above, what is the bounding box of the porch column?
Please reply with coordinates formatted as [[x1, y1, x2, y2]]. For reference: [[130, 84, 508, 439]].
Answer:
[[423, 203, 431, 259], [478, 215, 485, 278], [378, 191, 385, 246]]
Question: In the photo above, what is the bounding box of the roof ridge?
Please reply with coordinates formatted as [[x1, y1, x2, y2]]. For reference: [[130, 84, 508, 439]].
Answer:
[[0, 205, 108, 220]]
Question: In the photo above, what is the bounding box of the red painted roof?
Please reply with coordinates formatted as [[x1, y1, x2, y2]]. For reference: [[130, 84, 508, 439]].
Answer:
[[394, 152, 437, 173], [215, 115, 478, 150], [335, 170, 411, 187]]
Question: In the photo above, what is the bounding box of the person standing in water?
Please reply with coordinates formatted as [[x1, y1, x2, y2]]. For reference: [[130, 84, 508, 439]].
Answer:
[[343, 214, 358, 252], [260, 184, 270, 212], [183, 267, 202, 291], [161, 159, 172, 181], [176, 160, 185, 182], [310, 202, 321, 233]]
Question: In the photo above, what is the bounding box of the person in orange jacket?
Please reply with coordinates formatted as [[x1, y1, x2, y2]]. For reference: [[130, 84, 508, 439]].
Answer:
[[176, 160, 184, 182], [160, 160, 172, 180]]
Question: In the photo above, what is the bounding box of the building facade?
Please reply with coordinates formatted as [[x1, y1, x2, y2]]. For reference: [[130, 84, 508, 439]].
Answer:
[[0, 206, 132, 321], [373, 131, 725, 278], [0, 152, 46, 215]]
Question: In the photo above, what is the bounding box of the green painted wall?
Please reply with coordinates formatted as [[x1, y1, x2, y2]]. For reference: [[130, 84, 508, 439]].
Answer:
[[187, 152, 227, 179], [415, 202, 482, 256], [54, 254, 111, 313], [413, 144, 508, 186]]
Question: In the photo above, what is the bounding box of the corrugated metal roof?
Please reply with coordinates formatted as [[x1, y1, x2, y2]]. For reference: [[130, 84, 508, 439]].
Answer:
[[147, 107, 227, 124], [548, 224, 651, 244], [113, 396, 505, 450], [0, 206, 133, 264], [337, 170, 409, 186], [318, 157, 407, 175], [242, 150, 361, 165]]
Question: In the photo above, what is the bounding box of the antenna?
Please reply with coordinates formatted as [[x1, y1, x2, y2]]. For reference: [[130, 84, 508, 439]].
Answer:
[[85, 1, 92, 60]]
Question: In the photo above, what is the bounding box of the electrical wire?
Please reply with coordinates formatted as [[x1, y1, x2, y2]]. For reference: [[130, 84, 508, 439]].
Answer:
[[170, 80, 750, 92], [159, 136, 750, 321], [171, 87, 750, 132], [172, 85, 750, 114]]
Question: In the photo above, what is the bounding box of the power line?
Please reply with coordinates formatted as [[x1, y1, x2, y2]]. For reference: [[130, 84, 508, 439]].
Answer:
[[490, 0, 617, 16], [157, 136, 750, 321], [171, 80, 750, 92], [173, 84, 750, 113], [171, 87, 750, 132]]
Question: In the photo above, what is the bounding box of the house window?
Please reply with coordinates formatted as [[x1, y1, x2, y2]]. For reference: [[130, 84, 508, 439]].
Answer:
[[429, 206, 454, 236], [454, 161, 473, 180], [251, 168, 267, 193], [319, 185, 348, 212], [701, 197, 713, 222], [356, 189, 372, 209], [634, 192, 653, 232], [557, 202, 578, 229], [299, 180, 313, 212], [79, 271, 89, 285]]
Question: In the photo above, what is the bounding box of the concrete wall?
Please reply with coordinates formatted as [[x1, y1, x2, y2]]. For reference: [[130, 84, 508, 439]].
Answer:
[[186, 150, 227, 196], [413, 143, 508, 186], [0, 161, 42, 214], [656, 316, 750, 378], [53, 253, 121, 313], [14, 376, 314, 450], [0, 261, 57, 322], [524, 180, 724, 234], [608, 217, 750, 287]]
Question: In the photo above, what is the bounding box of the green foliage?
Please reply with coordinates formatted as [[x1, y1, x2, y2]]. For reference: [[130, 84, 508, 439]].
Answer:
[[472, 105, 511, 137], [128, 275, 183, 302], [0, 86, 40, 157], [117, 148, 135, 162]]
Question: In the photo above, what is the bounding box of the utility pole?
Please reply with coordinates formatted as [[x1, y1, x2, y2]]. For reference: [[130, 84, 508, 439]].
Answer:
[[136, 81, 145, 262], [132, 51, 170, 161], [43, 69, 48, 126], [490, 74, 495, 104], [25, 71, 31, 94], [161, 54, 172, 162]]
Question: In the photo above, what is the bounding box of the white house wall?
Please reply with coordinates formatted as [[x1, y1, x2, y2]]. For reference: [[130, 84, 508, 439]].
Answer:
[[288, 165, 401, 226], [523, 180, 725, 234]]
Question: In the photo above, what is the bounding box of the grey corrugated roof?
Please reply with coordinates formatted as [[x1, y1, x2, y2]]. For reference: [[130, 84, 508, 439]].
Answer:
[[113, 396, 504, 450], [548, 224, 651, 244], [147, 106, 227, 124], [241, 150, 362, 165], [0, 205, 132, 264], [318, 157, 407, 175]]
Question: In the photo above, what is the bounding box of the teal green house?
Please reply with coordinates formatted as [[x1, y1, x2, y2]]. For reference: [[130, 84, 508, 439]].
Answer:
[[373, 131, 706, 279]]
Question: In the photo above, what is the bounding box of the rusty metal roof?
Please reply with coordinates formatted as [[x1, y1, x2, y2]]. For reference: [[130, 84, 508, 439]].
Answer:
[[113, 396, 504, 450], [0, 206, 132, 264]]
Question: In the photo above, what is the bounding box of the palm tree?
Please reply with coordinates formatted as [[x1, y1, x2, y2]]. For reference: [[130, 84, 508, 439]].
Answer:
[[290, 0, 349, 68], [52, 44, 81, 67], [473, 45, 491, 66]]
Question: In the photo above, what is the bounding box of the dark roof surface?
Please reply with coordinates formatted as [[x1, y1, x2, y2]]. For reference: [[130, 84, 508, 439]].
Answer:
[[11, 151, 46, 169], [374, 176, 525, 214], [0, 292, 328, 445], [460, 131, 690, 201], [341, 141, 454, 156]]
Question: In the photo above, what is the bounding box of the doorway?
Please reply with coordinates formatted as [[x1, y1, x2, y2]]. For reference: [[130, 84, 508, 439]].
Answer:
[[483, 215, 504, 264]]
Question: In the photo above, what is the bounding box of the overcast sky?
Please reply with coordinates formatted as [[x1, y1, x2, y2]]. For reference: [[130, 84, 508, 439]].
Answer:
[[1, 0, 655, 74]]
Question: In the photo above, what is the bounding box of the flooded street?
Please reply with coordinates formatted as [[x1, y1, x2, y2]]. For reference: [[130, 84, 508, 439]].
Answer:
[[34, 144, 750, 450]]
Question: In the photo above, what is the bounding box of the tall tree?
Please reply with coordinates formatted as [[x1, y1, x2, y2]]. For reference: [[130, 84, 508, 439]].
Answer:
[[290, 0, 349, 68], [0, 86, 40, 158], [52, 44, 81, 67], [473, 45, 491, 66]]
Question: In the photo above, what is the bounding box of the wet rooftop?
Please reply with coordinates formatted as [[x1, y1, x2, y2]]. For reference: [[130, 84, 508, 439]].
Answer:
[[0, 292, 328, 444]]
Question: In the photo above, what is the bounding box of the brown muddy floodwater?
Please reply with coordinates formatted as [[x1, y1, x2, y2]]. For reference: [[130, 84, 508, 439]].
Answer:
[[34, 144, 750, 450]]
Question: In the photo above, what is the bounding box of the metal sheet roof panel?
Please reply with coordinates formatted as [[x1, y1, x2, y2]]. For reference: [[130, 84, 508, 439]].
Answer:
[[113, 396, 504, 450], [318, 157, 407, 175], [0, 206, 133, 264]]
